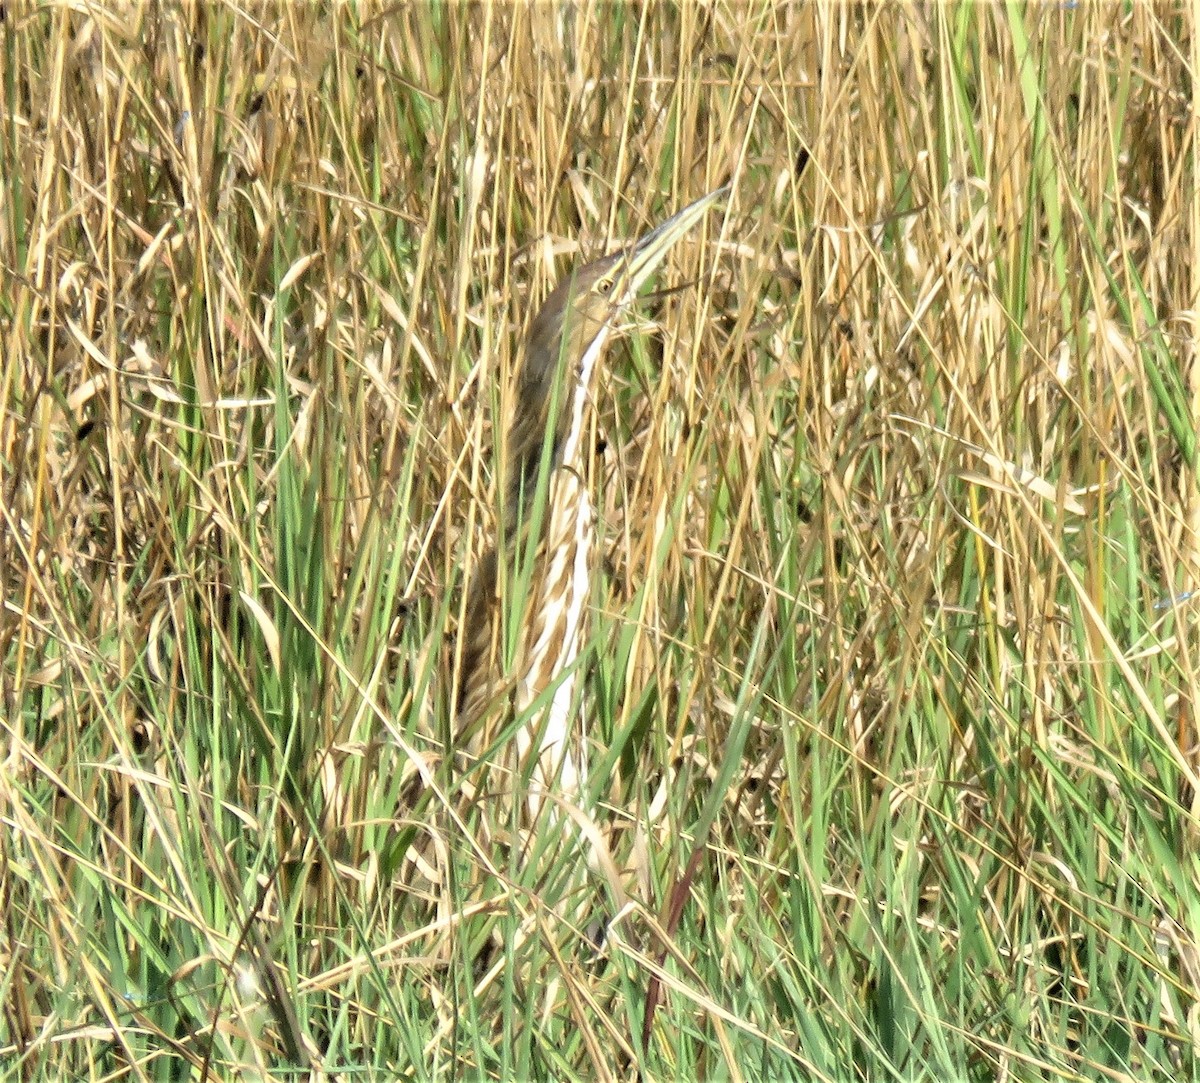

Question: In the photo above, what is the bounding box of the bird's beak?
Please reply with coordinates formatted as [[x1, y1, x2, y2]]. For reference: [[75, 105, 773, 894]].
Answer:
[[622, 185, 728, 297]]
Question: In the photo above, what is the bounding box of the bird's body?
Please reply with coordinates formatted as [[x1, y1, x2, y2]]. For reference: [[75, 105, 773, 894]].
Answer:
[[456, 188, 726, 812], [456, 434, 595, 796]]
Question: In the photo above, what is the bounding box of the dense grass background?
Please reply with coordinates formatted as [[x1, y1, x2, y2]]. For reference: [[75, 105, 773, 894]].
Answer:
[[3, 3, 1200, 1079]]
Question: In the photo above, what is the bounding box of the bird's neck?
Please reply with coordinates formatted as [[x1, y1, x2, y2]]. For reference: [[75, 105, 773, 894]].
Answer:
[[556, 323, 613, 470]]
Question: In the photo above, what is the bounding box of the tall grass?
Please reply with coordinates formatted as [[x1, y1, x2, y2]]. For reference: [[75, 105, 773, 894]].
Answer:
[[2, 3, 1198, 1079]]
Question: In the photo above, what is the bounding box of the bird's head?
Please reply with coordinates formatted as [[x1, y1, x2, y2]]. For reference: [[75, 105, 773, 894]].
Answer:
[[508, 186, 727, 514], [523, 185, 728, 396]]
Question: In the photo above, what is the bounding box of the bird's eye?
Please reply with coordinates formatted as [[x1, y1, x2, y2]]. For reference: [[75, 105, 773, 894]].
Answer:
[[598, 278, 613, 294]]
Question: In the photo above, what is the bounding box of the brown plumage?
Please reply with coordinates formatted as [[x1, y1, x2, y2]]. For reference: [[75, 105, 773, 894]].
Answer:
[[456, 256, 618, 723], [456, 189, 727, 809]]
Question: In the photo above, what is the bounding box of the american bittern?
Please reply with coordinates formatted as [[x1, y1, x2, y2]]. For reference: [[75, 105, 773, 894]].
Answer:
[[457, 186, 726, 811]]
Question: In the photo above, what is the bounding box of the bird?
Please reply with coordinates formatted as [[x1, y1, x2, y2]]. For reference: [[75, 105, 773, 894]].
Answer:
[[456, 186, 727, 817]]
